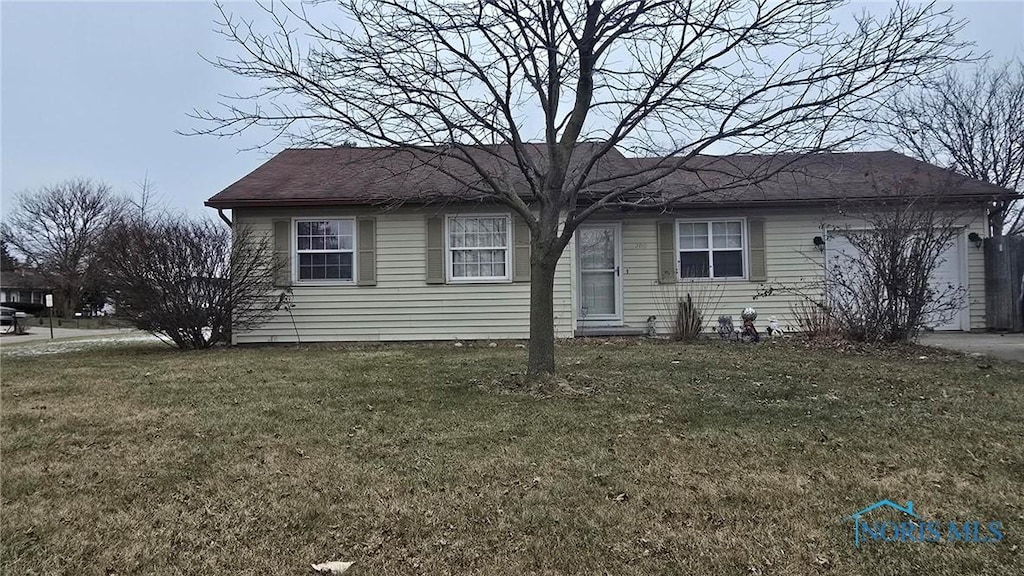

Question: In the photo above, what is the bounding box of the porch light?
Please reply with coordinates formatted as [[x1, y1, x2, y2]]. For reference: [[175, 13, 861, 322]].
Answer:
[[813, 236, 825, 251], [968, 232, 983, 248]]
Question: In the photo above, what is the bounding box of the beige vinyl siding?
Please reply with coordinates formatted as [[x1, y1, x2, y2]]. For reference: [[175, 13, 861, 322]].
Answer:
[[232, 204, 987, 343], [602, 208, 986, 335], [233, 207, 573, 343], [966, 211, 987, 330], [612, 212, 827, 335]]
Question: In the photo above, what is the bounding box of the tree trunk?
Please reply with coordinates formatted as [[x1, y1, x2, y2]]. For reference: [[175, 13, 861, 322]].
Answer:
[[526, 255, 559, 380], [62, 292, 76, 318]]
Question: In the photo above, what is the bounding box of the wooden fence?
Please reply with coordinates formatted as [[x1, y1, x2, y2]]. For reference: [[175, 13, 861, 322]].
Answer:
[[984, 235, 1024, 332]]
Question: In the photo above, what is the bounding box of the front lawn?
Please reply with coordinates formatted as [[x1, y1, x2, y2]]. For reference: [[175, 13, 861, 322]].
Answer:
[[2, 340, 1021, 575]]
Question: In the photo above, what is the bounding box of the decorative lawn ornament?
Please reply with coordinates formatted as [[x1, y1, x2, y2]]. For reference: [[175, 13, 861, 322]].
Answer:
[[646, 315, 658, 337], [717, 315, 736, 340], [740, 307, 760, 343]]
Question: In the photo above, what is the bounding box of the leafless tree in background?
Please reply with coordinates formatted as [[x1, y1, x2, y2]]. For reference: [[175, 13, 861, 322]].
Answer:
[[104, 217, 278, 349], [1, 179, 125, 316], [884, 60, 1024, 235], [128, 174, 166, 226], [190, 0, 967, 378], [0, 241, 17, 271]]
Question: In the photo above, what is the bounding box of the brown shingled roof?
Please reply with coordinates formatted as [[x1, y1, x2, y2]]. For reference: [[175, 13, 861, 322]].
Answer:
[[0, 267, 49, 290], [206, 145, 1017, 209]]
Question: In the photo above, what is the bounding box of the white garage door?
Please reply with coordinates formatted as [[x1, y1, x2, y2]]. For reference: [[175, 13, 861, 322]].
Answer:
[[825, 231, 967, 331]]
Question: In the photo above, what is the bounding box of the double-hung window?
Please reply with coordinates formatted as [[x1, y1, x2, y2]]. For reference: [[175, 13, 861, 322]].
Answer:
[[295, 219, 355, 282], [447, 215, 511, 282], [678, 219, 745, 279]]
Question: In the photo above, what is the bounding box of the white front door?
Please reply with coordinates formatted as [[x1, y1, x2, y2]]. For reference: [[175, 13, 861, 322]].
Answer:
[[577, 223, 623, 326]]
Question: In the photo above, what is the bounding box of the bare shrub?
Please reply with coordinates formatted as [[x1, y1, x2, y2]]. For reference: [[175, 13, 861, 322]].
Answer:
[[825, 189, 967, 343], [789, 299, 840, 340], [674, 294, 703, 341], [757, 181, 969, 343], [654, 280, 724, 341], [104, 217, 278, 349]]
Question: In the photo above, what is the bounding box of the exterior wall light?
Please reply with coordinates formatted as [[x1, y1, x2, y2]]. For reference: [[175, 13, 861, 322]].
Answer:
[[813, 236, 826, 251], [968, 232, 983, 248]]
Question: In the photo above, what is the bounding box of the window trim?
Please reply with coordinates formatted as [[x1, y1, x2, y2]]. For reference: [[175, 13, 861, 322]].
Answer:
[[292, 217, 358, 285], [675, 217, 748, 281], [444, 213, 513, 283]]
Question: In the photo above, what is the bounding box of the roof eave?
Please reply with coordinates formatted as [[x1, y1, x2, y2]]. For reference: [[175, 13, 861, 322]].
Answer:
[[206, 192, 1021, 211], [657, 193, 1021, 210]]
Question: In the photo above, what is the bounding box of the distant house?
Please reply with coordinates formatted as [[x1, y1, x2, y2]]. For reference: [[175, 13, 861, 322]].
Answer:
[[0, 266, 48, 307], [206, 146, 1016, 344]]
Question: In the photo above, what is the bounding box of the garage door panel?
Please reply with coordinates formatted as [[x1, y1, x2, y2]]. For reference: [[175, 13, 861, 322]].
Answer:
[[825, 231, 966, 331], [925, 237, 966, 330]]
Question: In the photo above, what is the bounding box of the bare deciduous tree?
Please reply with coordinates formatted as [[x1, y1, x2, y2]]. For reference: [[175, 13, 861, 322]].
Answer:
[[1, 179, 125, 316], [1, 241, 17, 271], [884, 60, 1024, 235], [104, 217, 280, 349], [190, 0, 967, 378]]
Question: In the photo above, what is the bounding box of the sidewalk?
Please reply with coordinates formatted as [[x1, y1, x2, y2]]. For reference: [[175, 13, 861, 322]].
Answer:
[[0, 327, 137, 345]]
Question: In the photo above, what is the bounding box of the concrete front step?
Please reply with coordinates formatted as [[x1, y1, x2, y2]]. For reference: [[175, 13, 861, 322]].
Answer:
[[574, 325, 647, 337]]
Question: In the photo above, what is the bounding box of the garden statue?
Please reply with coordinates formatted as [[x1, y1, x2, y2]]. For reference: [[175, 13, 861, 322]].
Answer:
[[646, 315, 658, 337], [717, 315, 736, 340], [740, 307, 760, 343]]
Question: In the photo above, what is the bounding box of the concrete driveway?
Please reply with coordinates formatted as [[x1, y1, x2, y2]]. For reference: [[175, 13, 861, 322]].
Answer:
[[920, 332, 1024, 362]]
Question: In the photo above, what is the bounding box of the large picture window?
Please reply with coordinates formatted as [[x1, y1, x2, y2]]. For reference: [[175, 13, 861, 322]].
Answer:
[[295, 219, 355, 281], [447, 215, 511, 282], [677, 219, 745, 279]]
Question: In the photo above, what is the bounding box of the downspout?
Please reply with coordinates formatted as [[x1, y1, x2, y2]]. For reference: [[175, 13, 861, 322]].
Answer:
[[217, 208, 233, 228], [217, 207, 235, 346]]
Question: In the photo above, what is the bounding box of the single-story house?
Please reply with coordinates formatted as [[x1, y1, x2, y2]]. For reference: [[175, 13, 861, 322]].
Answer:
[[206, 145, 1016, 344], [0, 267, 49, 307]]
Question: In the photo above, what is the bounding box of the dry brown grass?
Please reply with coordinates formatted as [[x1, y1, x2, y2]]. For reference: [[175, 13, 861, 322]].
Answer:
[[2, 339, 1022, 575]]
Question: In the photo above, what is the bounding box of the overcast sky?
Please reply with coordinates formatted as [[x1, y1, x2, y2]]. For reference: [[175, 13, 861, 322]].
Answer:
[[2, 1, 1023, 216]]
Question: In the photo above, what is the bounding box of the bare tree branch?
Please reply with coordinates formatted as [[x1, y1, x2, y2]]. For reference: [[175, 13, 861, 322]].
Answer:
[[0, 179, 125, 316], [186, 0, 970, 377], [883, 59, 1024, 235]]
